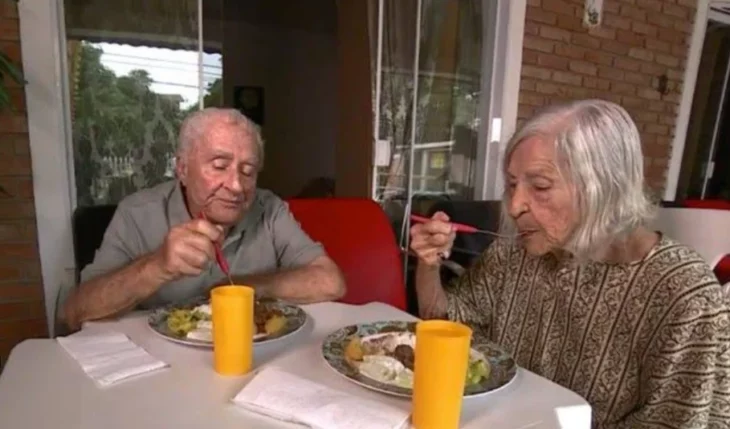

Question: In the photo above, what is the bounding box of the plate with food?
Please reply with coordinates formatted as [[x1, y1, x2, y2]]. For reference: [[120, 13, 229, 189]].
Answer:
[[321, 320, 517, 398], [148, 296, 307, 347]]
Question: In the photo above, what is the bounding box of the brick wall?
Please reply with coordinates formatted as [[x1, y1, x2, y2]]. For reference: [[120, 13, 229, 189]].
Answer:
[[0, 0, 47, 369], [518, 0, 696, 193]]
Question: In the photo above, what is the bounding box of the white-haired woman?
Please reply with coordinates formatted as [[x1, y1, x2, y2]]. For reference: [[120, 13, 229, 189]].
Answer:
[[411, 99, 729, 429]]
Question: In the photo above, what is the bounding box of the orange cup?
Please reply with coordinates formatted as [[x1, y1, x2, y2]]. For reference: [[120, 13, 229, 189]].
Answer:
[[412, 320, 473, 429], [211, 285, 254, 376]]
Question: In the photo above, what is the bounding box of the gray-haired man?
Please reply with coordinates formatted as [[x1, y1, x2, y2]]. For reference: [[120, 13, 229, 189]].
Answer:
[[63, 108, 346, 330]]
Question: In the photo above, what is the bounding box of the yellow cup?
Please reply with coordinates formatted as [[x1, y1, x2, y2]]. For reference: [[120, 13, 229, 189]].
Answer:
[[211, 285, 254, 376], [412, 320, 473, 429]]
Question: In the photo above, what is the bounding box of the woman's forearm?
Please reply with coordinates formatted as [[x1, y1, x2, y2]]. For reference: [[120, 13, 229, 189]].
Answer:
[[415, 262, 448, 319]]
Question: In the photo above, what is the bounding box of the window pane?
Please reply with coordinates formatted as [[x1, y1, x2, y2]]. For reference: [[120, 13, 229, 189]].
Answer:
[[64, 0, 221, 206]]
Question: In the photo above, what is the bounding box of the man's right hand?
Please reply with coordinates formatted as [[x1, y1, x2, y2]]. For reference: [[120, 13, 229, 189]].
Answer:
[[154, 219, 223, 281], [409, 211, 456, 267]]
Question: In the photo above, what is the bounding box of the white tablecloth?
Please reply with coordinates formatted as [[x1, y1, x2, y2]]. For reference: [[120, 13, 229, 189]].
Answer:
[[0, 302, 591, 428]]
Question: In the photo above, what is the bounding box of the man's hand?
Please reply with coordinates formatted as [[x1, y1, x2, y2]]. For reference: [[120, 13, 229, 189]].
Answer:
[[410, 211, 456, 267], [154, 218, 223, 281]]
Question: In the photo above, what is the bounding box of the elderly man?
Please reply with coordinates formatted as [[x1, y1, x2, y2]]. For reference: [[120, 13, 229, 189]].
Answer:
[[63, 108, 346, 330], [411, 100, 729, 428]]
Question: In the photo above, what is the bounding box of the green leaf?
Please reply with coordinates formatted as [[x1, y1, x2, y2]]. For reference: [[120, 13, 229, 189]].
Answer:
[[0, 52, 24, 85]]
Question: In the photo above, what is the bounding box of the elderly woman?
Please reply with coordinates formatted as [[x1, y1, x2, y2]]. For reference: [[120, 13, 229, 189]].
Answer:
[[411, 100, 729, 429]]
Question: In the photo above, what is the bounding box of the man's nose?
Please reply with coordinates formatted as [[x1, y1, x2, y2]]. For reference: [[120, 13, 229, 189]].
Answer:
[[224, 170, 244, 193]]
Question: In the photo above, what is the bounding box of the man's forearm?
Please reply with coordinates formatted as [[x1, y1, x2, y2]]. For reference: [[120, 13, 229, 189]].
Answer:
[[415, 262, 448, 319], [63, 253, 167, 330], [234, 257, 345, 304]]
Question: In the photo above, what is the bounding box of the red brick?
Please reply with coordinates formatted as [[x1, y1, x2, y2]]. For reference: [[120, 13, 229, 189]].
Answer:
[[553, 71, 583, 86], [583, 77, 611, 90], [602, 39, 630, 55], [625, 71, 653, 86], [0, 114, 27, 133], [645, 38, 671, 53], [617, 30, 645, 46], [527, 0, 541, 6], [588, 26, 617, 40], [0, 155, 31, 176], [636, 0, 663, 12], [572, 34, 601, 49], [647, 13, 673, 28], [526, 6, 558, 25], [523, 35, 555, 53], [620, 5, 647, 21], [538, 53, 570, 69], [0, 41, 20, 64], [658, 28, 685, 44], [634, 111, 659, 123], [0, 318, 47, 341], [656, 53, 680, 68], [637, 87, 662, 100], [0, 242, 38, 259], [629, 47, 654, 62], [0, 18, 19, 41], [569, 60, 598, 76], [542, 0, 576, 15], [518, 104, 537, 120], [539, 25, 572, 42], [632, 22, 658, 37], [522, 65, 552, 80], [0, 283, 44, 302], [671, 44, 688, 58], [525, 21, 540, 36], [0, 201, 36, 220], [611, 81, 636, 95], [519, 92, 546, 107], [555, 44, 587, 60], [603, 0, 620, 14], [556, 14, 583, 31], [536, 81, 562, 95], [614, 56, 642, 71], [585, 50, 614, 66], [0, 1, 19, 19], [645, 123, 670, 135], [523, 49, 539, 65], [521, 78, 537, 92], [676, 0, 696, 6], [663, 3, 689, 19], [640, 61, 664, 75], [598, 66, 625, 81], [603, 13, 631, 30]]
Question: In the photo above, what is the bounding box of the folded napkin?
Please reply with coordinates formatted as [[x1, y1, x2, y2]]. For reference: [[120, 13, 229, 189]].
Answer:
[[232, 367, 411, 429], [57, 329, 168, 387]]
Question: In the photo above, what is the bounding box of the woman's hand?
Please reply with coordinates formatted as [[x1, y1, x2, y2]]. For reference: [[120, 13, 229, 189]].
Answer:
[[409, 211, 456, 267]]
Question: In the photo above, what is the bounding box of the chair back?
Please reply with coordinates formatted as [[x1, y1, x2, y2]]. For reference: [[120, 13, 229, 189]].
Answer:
[[72, 205, 118, 282], [286, 198, 407, 310], [653, 207, 730, 269]]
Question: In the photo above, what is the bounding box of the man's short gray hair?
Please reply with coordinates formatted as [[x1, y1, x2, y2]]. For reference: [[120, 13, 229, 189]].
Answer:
[[177, 107, 265, 168], [501, 99, 656, 258]]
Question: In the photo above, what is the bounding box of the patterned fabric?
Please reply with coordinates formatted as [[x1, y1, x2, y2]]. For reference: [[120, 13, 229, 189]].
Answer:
[[446, 236, 730, 429]]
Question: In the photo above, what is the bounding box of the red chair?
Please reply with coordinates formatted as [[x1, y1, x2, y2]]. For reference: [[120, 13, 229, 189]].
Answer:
[[286, 198, 407, 310], [683, 199, 730, 210]]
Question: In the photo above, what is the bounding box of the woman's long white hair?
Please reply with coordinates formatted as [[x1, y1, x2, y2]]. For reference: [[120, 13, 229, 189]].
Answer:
[[500, 99, 657, 259]]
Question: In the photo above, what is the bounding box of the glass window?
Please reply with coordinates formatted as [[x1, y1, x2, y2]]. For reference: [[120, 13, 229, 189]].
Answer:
[[64, 0, 222, 206]]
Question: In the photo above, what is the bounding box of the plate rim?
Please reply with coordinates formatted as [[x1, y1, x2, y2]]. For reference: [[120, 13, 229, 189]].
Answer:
[[320, 320, 518, 398], [146, 297, 307, 347]]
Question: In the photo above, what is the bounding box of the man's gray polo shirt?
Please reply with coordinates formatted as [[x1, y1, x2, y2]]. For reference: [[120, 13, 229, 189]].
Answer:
[[80, 180, 325, 308]]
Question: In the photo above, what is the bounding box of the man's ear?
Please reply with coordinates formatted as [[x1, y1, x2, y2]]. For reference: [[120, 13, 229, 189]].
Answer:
[[175, 157, 187, 183]]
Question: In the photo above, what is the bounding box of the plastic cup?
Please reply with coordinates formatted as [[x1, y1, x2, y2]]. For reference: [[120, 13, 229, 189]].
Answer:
[[412, 320, 473, 429], [211, 285, 254, 375]]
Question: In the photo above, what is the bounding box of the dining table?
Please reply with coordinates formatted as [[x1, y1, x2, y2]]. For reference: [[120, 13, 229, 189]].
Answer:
[[0, 301, 592, 428]]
